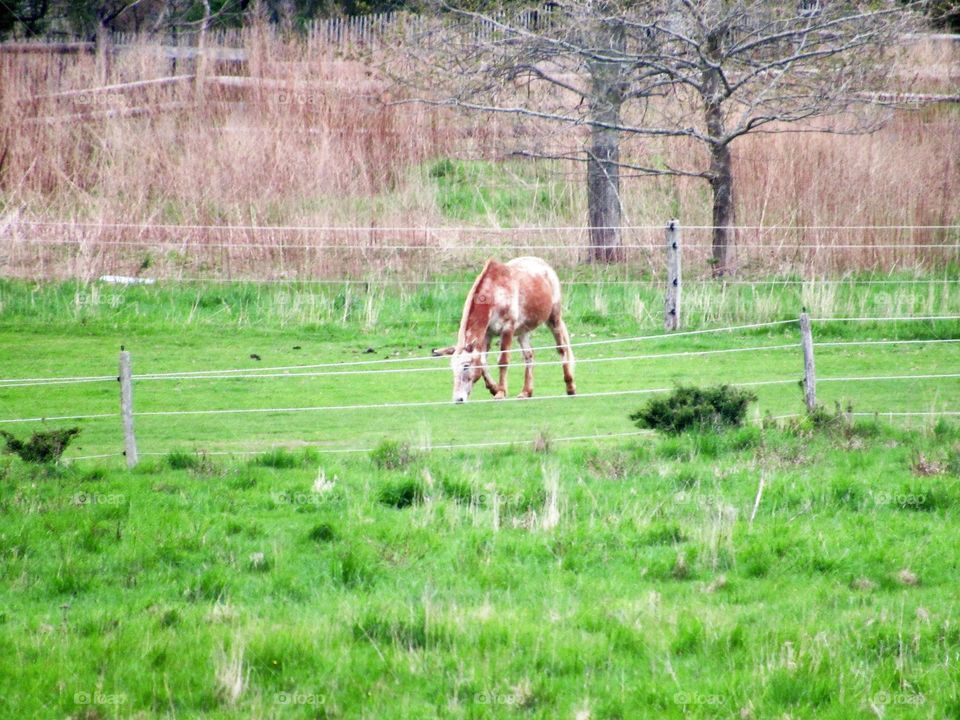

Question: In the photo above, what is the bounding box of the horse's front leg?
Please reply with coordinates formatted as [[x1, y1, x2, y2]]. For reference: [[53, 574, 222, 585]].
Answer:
[[479, 335, 499, 395], [494, 330, 514, 399], [549, 314, 576, 395]]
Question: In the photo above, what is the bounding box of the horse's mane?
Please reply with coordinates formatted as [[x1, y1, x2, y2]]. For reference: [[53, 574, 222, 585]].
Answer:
[[457, 258, 495, 347]]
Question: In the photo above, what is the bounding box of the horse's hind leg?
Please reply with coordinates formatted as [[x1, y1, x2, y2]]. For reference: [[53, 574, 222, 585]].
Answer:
[[517, 334, 534, 398], [494, 330, 513, 399], [548, 311, 576, 395]]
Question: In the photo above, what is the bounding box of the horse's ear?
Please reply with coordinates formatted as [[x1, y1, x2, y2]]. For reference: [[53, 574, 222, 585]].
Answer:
[[432, 346, 456, 357]]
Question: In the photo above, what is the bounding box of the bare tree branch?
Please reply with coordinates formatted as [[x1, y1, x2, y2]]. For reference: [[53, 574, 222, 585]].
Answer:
[[389, 0, 924, 273]]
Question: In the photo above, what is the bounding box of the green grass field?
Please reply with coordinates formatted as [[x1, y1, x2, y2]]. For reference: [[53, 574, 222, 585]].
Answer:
[[1, 276, 959, 718]]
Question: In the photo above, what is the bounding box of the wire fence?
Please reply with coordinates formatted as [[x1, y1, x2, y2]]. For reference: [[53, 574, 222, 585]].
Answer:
[[98, 372, 960, 419], [126, 277, 960, 286], [4, 219, 957, 281], [0, 317, 899, 387], [3, 216, 958, 287], [1, 319, 956, 389], [7, 336, 958, 388], [2, 316, 958, 465], [60, 411, 960, 463], [7, 221, 960, 232], [10, 239, 959, 250], [10, 365, 956, 424]]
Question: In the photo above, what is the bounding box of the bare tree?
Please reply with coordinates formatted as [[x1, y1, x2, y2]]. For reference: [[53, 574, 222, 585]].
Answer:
[[392, 0, 922, 273]]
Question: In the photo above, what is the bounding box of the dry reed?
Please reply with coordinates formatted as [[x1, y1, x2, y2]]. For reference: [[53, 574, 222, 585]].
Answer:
[[0, 29, 957, 280]]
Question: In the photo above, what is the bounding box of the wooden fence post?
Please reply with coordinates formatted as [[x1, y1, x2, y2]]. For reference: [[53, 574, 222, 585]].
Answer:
[[799, 311, 816, 413], [118, 347, 139, 468], [195, 0, 211, 99], [664, 219, 681, 331]]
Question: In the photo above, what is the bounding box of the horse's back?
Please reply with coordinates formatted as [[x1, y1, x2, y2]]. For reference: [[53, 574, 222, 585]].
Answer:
[[507, 256, 561, 297], [506, 256, 561, 330]]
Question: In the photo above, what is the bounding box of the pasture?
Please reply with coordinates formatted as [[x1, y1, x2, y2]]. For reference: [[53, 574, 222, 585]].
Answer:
[[1, 276, 959, 718], [2, 11, 960, 719]]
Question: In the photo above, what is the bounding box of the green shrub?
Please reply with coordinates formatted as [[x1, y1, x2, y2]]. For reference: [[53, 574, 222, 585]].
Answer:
[[630, 385, 757, 434], [1, 427, 80, 464]]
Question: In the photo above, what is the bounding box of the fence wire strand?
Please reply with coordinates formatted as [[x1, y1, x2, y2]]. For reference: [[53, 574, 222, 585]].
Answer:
[[9, 220, 960, 232], [2, 320, 956, 388], [123, 372, 960, 419], [6, 238, 959, 250]]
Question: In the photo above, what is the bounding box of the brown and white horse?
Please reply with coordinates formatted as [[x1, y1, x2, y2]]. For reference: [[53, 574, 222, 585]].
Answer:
[[433, 257, 576, 403]]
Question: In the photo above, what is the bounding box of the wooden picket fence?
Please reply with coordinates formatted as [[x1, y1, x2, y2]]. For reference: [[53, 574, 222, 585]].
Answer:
[[0, 8, 559, 59]]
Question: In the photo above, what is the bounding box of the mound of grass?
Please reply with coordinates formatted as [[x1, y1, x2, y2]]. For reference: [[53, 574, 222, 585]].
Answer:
[[630, 385, 757, 434], [308, 522, 338, 543], [331, 546, 379, 588], [640, 522, 687, 546], [427, 158, 567, 224], [166, 450, 203, 470], [353, 606, 450, 650], [370, 440, 415, 470], [165, 450, 221, 477], [377, 477, 426, 508], [1, 427, 80, 464], [253, 449, 301, 469], [441, 477, 481, 505]]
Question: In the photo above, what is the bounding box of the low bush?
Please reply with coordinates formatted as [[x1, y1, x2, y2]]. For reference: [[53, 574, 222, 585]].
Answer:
[[630, 385, 757, 434], [1, 427, 80, 464]]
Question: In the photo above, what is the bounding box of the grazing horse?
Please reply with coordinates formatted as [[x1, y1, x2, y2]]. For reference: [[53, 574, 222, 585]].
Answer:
[[433, 257, 576, 403]]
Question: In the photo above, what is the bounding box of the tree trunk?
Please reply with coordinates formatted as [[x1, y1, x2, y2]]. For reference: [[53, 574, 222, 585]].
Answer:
[[586, 10, 625, 263], [587, 123, 622, 263], [708, 141, 736, 276], [702, 28, 736, 277]]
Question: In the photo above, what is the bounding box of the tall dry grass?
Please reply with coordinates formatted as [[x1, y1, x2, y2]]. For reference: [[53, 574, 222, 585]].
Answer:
[[1, 35, 461, 219], [0, 29, 957, 279]]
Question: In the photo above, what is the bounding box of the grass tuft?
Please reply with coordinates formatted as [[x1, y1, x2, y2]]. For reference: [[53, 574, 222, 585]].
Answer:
[[308, 522, 338, 543], [370, 440, 415, 470], [377, 478, 426, 509]]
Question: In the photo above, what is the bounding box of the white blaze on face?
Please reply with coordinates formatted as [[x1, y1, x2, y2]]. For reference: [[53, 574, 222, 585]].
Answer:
[[450, 348, 481, 403]]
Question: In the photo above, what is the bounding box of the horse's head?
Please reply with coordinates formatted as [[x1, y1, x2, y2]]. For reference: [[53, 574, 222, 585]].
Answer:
[[432, 342, 483, 403]]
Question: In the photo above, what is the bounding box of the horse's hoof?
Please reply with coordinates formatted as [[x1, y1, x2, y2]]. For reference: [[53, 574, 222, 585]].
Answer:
[[566, 386, 576, 396], [517, 391, 532, 399], [494, 391, 506, 400]]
